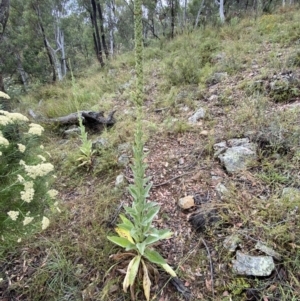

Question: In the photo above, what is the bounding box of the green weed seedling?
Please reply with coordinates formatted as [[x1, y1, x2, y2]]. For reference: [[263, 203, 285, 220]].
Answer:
[[76, 114, 95, 169]]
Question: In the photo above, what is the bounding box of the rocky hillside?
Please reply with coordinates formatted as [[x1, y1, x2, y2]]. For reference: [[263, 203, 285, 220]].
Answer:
[[1, 6, 300, 301]]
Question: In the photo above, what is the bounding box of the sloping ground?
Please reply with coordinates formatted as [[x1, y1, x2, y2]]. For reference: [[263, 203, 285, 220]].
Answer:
[[1, 7, 300, 301]]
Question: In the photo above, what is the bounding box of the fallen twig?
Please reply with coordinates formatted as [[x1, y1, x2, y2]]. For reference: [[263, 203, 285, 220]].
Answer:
[[152, 171, 194, 188], [201, 238, 215, 299]]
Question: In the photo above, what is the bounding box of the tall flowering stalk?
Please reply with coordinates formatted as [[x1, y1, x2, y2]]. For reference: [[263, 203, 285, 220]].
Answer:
[[107, 0, 176, 299]]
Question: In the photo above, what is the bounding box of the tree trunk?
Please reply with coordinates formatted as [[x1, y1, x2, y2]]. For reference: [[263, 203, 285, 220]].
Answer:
[[170, 0, 175, 39], [32, 3, 57, 82], [90, 0, 104, 66], [183, 0, 187, 27], [55, 26, 67, 79], [194, 0, 205, 28], [107, 0, 115, 55], [0, 72, 5, 92], [15, 53, 29, 89], [219, 0, 225, 23], [0, 0, 10, 93], [96, 0, 109, 59]]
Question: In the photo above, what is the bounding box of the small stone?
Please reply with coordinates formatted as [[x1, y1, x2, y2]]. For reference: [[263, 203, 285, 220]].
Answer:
[[211, 72, 228, 84], [255, 242, 282, 261], [188, 108, 206, 124], [92, 138, 108, 149], [200, 130, 209, 136], [64, 127, 81, 137], [232, 251, 275, 276], [115, 174, 125, 186], [281, 187, 300, 201], [208, 95, 218, 101], [178, 157, 185, 165], [216, 183, 229, 198], [223, 234, 241, 252], [178, 195, 195, 209], [118, 154, 130, 166], [118, 143, 131, 153]]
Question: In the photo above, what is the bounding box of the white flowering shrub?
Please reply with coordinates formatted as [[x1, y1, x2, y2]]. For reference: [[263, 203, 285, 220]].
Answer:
[[0, 92, 60, 246]]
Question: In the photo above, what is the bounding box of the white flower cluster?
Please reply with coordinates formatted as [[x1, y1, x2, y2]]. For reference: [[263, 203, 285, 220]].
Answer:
[[0, 135, 9, 147], [42, 216, 50, 230], [28, 123, 44, 136], [0, 110, 28, 125], [47, 189, 59, 199], [17, 143, 26, 153], [23, 216, 34, 226], [7, 211, 19, 221], [20, 181, 35, 203], [53, 201, 61, 213], [0, 91, 10, 99], [24, 162, 54, 179], [17, 174, 25, 183]]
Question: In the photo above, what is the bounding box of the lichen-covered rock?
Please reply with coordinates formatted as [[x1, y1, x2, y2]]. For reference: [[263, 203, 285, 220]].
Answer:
[[214, 138, 257, 173], [232, 251, 275, 276], [188, 108, 206, 124]]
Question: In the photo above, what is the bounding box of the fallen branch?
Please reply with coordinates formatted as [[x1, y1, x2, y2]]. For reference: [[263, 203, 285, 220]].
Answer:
[[28, 109, 116, 132]]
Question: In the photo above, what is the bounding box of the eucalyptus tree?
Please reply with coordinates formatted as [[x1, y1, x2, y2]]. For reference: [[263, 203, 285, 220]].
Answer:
[[78, 0, 109, 66], [0, 0, 10, 92]]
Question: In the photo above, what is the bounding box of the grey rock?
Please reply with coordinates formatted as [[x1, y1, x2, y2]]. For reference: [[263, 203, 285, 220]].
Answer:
[[188, 108, 206, 123], [211, 72, 228, 84], [223, 234, 241, 252], [115, 174, 125, 187], [232, 251, 275, 276], [213, 141, 227, 157], [208, 94, 218, 101], [216, 183, 229, 198], [281, 187, 300, 201], [118, 142, 131, 153], [64, 127, 81, 137], [219, 146, 256, 173], [255, 242, 282, 261], [118, 154, 130, 166], [92, 138, 108, 149], [215, 139, 257, 173], [227, 138, 251, 147]]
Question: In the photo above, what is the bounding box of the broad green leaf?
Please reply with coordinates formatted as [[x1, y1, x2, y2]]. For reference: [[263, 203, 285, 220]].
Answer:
[[107, 236, 135, 250], [116, 223, 132, 232], [119, 214, 134, 228], [161, 263, 177, 277], [141, 206, 160, 225], [150, 229, 173, 239], [128, 186, 139, 198], [144, 249, 166, 265], [136, 242, 146, 255], [123, 255, 141, 292], [144, 201, 158, 210], [141, 259, 151, 301], [143, 229, 173, 246], [115, 227, 135, 244]]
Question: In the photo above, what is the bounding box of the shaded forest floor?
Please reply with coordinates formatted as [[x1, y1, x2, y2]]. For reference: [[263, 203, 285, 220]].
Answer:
[[1, 6, 300, 301]]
